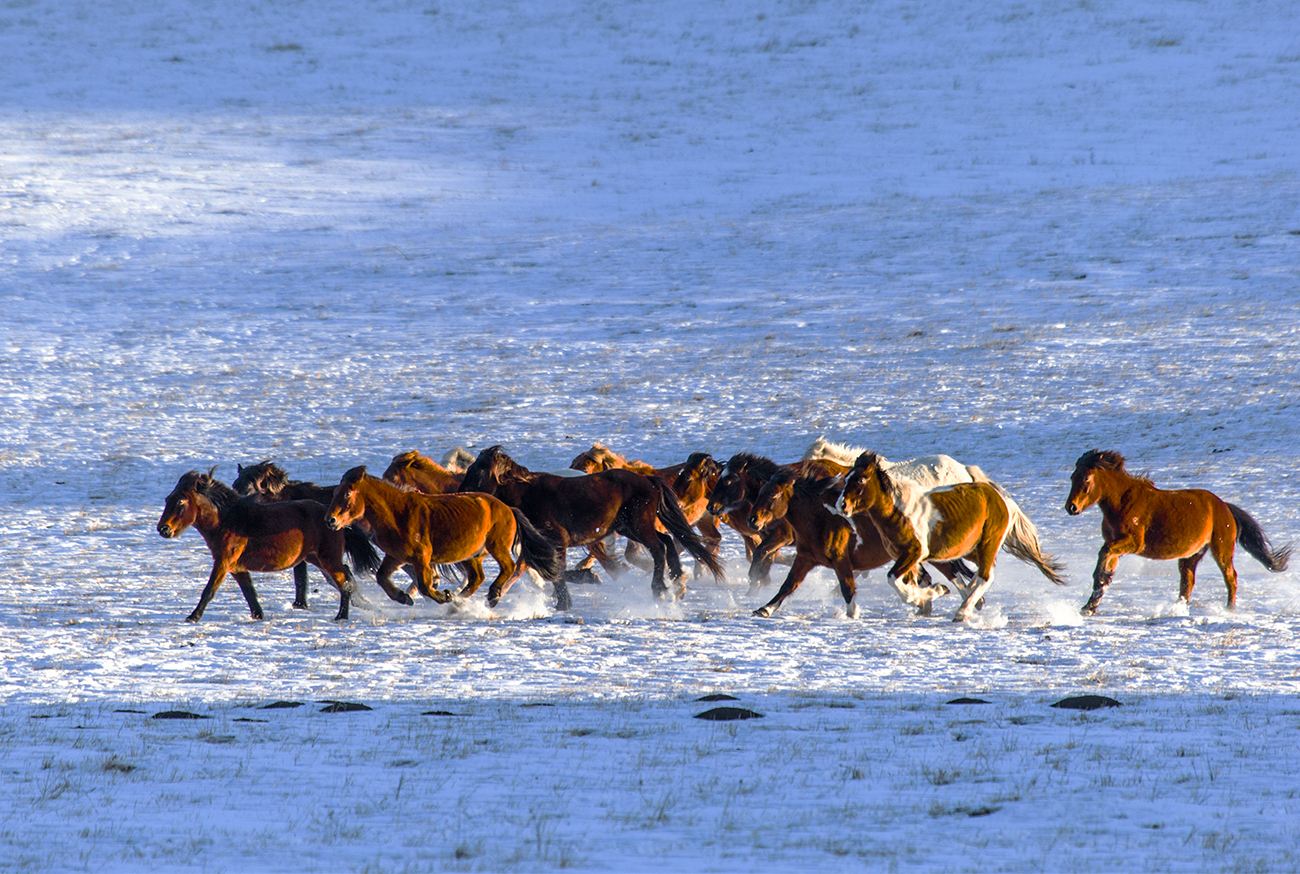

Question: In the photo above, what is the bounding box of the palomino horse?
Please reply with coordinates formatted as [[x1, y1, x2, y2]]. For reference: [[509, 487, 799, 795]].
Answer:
[[233, 459, 379, 608], [325, 466, 565, 609], [839, 453, 1066, 621], [382, 450, 464, 494], [460, 446, 724, 601], [440, 447, 477, 474], [707, 453, 847, 586], [747, 468, 965, 618], [158, 470, 383, 622], [569, 444, 725, 576], [1065, 450, 1291, 614]]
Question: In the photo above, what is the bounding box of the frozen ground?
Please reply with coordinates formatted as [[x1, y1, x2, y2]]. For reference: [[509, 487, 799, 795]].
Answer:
[[1, 0, 1298, 870]]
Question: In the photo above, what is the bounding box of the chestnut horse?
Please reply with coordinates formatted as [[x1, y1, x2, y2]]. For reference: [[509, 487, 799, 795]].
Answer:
[[158, 470, 383, 622], [748, 468, 964, 618], [460, 446, 724, 601], [839, 453, 1064, 621], [233, 459, 380, 608], [570, 444, 725, 576], [382, 450, 464, 494], [1065, 450, 1291, 614], [325, 466, 565, 609]]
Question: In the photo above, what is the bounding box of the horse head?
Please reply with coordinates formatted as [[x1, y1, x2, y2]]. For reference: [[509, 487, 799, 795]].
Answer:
[[157, 470, 210, 538], [326, 465, 368, 530], [749, 469, 796, 530], [233, 460, 287, 497], [382, 450, 424, 487], [460, 445, 524, 493], [675, 452, 720, 500], [837, 452, 889, 518], [569, 442, 617, 474], [1066, 449, 1125, 515]]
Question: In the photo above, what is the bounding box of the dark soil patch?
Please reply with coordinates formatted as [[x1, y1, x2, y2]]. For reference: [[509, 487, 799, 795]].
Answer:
[[947, 697, 991, 705], [320, 701, 372, 713], [152, 710, 208, 720], [422, 710, 461, 717], [1051, 695, 1122, 711], [260, 701, 305, 710], [695, 706, 764, 721], [696, 693, 739, 702]]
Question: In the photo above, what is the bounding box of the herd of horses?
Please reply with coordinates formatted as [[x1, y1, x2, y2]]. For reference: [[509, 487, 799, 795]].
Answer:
[[156, 438, 1292, 624]]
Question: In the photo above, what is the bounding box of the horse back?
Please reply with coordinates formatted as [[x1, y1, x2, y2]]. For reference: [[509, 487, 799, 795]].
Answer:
[[1128, 485, 1225, 558]]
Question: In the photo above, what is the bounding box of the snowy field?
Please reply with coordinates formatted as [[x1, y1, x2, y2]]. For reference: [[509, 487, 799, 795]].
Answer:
[[2, 0, 1299, 870]]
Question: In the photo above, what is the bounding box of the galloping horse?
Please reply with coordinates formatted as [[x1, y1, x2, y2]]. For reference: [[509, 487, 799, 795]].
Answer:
[[707, 453, 846, 586], [460, 446, 724, 601], [839, 453, 1065, 621], [233, 459, 378, 608], [747, 468, 963, 617], [382, 450, 464, 494], [570, 444, 725, 576], [1065, 450, 1291, 614], [158, 470, 383, 622], [806, 437, 1060, 585], [325, 467, 565, 609]]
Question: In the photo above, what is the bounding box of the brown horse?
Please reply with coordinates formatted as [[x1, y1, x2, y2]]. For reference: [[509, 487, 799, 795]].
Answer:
[[1065, 449, 1291, 614], [706, 453, 847, 586], [570, 445, 725, 577], [747, 468, 965, 617], [233, 459, 376, 608], [839, 453, 1063, 621], [382, 450, 464, 494], [460, 446, 724, 601], [325, 466, 565, 609], [158, 470, 383, 622]]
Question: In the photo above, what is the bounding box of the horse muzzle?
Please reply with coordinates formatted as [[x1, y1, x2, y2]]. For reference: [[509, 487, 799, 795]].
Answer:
[[157, 524, 175, 538], [325, 515, 342, 531], [1065, 502, 1081, 516]]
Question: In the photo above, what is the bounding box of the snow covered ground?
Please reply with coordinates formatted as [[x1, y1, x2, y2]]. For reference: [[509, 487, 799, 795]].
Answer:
[[2, 0, 1298, 870]]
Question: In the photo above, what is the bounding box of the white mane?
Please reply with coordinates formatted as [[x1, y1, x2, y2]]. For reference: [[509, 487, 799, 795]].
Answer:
[[804, 436, 976, 491]]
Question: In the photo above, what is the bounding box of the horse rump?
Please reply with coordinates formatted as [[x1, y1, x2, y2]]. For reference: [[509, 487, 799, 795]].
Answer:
[[511, 508, 565, 583]]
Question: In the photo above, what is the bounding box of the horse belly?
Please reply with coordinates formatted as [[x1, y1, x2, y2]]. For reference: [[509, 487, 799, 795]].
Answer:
[[1140, 503, 1214, 560], [237, 535, 305, 572]]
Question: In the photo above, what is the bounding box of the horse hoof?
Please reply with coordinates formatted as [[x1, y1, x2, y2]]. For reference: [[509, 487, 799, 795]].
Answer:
[[184, 613, 201, 624], [487, 596, 500, 609], [399, 593, 414, 606], [1080, 604, 1098, 616], [845, 603, 860, 619], [251, 612, 265, 621], [752, 607, 773, 618], [292, 601, 308, 610]]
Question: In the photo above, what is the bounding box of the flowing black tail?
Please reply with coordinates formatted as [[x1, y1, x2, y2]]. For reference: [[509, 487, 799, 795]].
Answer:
[[342, 525, 382, 576], [511, 508, 564, 583], [1227, 503, 1292, 572], [652, 480, 725, 582]]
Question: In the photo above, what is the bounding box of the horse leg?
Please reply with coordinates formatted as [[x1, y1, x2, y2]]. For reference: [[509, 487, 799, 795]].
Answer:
[[657, 531, 687, 598], [232, 571, 264, 620], [292, 562, 309, 609], [747, 527, 787, 591], [412, 558, 449, 603], [375, 555, 415, 605], [833, 559, 859, 618], [458, 556, 488, 599], [754, 553, 816, 618], [1082, 537, 1135, 615], [623, 540, 653, 572], [186, 558, 233, 623], [1178, 548, 1207, 605], [1207, 529, 1239, 609]]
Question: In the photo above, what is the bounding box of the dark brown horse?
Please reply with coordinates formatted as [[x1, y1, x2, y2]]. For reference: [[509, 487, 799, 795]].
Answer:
[[233, 460, 366, 608], [706, 453, 848, 587], [570, 445, 725, 577], [748, 468, 966, 617], [158, 470, 383, 622], [382, 450, 465, 494], [326, 467, 565, 609], [1065, 450, 1291, 614], [460, 446, 724, 601]]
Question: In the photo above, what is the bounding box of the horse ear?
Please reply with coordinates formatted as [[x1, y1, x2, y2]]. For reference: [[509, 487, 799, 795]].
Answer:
[[206, 465, 218, 479], [237, 463, 245, 473]]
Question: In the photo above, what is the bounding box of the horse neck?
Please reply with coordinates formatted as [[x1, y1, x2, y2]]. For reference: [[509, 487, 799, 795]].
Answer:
[[864, 476, 921, 552], [356, 476, 408, 529], [187, 491, 225, 537], [1092, 467, 1149, 512]]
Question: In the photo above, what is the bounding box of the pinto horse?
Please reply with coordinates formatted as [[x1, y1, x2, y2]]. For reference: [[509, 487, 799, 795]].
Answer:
[[460, 446, 724, 601], [747, 469, 964, 618], [839, 453, 1065, 621], [1065, 449, 1291, 614], [382, 450, 464, 494], [158, 470, 383, 622], [325, 467, 565, 609]]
